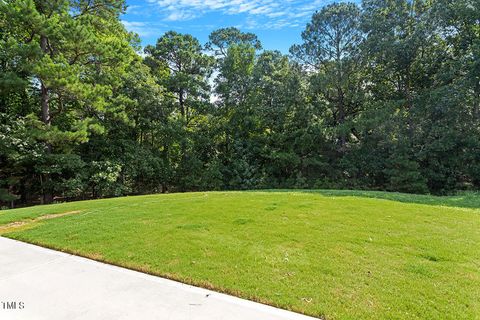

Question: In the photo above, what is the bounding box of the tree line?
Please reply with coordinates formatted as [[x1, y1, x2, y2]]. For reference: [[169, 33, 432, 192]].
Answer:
[[1, 0, 479, 207]]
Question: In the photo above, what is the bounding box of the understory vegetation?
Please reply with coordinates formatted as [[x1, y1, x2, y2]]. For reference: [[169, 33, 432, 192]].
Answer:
[[1, 191, 479, 319], [1, 0, 480, 207]]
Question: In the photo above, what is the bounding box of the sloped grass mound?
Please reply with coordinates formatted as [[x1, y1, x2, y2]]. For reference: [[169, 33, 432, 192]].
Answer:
[[1, 191, 479, 319]]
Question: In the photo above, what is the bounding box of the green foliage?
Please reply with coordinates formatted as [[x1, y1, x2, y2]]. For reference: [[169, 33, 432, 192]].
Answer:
[[1, 0, 479, 207], [385, 150, 428, 194], [291, 3, 364, 152], [206, 27, 262, 56], [89, 161, 123, 197]]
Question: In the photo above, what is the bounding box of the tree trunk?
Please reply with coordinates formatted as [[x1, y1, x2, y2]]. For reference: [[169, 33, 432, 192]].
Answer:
[[337, 85, 346, 152], [178, 88, 188, 191], [162, 182, 168, 194], [162, 142, 170, 193], [41, 82, 51, 125], [335, 39, 346, 153], [42, 184, 53, 204], [40, 35, 51, 126], [474, 80, 480, 122], [405, 68, 415, 143], [179, 89, 185, 119], [40, 35, 53, 204]]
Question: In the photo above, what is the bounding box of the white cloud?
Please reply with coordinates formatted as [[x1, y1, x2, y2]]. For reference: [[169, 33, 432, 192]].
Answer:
[[122, 20, 165, 37], [122, 21, 146, 27], [165, 11, 197, 21], [144, 0, 350, 27], [126, 5, 141, 14]]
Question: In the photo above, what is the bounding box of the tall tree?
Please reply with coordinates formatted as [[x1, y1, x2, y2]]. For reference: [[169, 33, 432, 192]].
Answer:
[[214, 43, 259, 188], [360, 0, 437, 193], [291, 2, 364, 152], [145, 32, 214, 191], [206, 27, 262, 57], [0, 0, 136, 203], [145, 31, 213, 124], [252, 51, 316, 187]]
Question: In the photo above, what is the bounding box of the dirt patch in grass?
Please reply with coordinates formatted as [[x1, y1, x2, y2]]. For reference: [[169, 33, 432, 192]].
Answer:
[[38, 211, 82, 220], [0, 221, 30, 234], [0, 210, 82, 234]]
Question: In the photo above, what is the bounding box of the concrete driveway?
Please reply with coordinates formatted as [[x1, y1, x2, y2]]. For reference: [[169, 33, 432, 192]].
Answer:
[[0, 237, 318, 320]]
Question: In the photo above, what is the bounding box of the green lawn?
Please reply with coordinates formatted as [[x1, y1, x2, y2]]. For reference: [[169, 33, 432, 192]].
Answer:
[[1, 191, 479, 319]]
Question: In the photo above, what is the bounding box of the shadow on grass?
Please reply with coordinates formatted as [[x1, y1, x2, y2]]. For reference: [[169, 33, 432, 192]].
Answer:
[[257, 189, 480, 210]]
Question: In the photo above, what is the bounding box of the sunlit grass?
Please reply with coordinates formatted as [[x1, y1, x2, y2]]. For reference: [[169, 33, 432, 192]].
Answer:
[[1, 191, 479, 319]]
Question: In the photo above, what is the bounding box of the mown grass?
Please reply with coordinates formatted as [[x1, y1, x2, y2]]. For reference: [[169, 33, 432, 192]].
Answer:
[[1, 190, 479, 319]]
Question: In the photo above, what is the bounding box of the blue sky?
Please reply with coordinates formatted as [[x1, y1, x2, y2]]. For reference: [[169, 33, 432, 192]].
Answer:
[[122, 0, 355, 53]]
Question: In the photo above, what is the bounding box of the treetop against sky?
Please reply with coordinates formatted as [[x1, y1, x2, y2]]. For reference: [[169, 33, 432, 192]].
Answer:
[[122, 0, 359, 52]]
